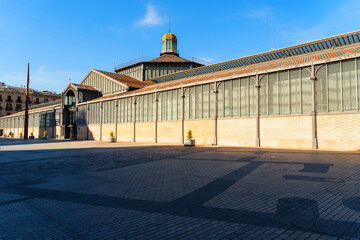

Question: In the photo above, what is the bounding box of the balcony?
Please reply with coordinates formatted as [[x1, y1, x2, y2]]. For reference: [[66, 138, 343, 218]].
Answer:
[[5, 107, 13, 110], [16, 99, 23, 103], [6, 99, 13, 102]]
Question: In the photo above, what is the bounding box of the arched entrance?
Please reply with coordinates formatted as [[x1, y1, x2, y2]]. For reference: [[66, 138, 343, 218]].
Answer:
[[63, 90, 77, 139]]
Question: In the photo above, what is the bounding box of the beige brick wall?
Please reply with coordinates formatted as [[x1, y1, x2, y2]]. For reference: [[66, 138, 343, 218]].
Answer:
[[217, 118, 256, 147], [77, 126, 88, 140], [31, 127, 39, 138], [88, 124, 100, 140], [54, 126, 61, 138], [102, 124, 117, 141], [260, 115, 312, 149], [136, 122, 155, 143], [184, 119, 214, 145], [157, 121, 181, 143], [318, 113, 360, 151], [117, 123, 134, 142]]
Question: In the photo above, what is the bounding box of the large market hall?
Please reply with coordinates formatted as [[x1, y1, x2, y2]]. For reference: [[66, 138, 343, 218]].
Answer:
[[2, 30, 360, 151]]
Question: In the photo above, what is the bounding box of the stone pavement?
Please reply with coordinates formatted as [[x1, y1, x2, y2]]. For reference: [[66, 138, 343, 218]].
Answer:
[[1, 138, 360, 239]]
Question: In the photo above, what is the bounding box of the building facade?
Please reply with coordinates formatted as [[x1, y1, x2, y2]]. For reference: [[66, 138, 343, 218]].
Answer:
[[114, 33, 206, 82], [1, 31, 360, 151], [0, 83, 61, 117]]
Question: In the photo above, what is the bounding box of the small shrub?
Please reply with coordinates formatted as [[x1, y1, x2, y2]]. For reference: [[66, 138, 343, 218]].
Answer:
[[186, 129, 193, 140], [43, 131, 47, 137], [30, 132, 33, 136], [110, 131, 115, 138]]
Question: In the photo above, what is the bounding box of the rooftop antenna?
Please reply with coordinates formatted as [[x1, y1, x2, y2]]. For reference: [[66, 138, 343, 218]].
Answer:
[[169, 16, 171, 33], [271, 10, 274, 50]]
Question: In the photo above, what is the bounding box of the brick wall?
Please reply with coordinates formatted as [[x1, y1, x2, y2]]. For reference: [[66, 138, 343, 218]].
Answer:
[[217, 118, 256, 147], [117, 123, 133, 142], [260, 115, 312, 149], [157, 121, 181, 143], [318, 113, 360, 151], [135, 122, 155, 143], [184, 119, 214, 145]]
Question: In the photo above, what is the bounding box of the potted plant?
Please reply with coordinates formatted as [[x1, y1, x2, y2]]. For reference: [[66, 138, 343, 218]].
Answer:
[[184, 129, 195, 146], [9, 132, 14, 138], [29, 132, 34, 139], [107, 131, 116, 142], [42, 131, 47, 139], [19, 132, 23, 138]]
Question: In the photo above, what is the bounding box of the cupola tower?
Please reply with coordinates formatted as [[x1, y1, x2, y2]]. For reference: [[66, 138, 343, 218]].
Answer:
[[161, 32, 178, 56]]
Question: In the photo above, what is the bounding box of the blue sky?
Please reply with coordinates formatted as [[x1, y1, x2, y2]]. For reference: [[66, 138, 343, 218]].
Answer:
[[0, 0, 359, 93]]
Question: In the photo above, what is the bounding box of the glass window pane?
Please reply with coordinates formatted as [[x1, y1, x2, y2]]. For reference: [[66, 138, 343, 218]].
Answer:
[[249, 78, 256, 116], [184, 89, 189, 120], [316, 66, 327, 112], [162, 92, 166, 120], [203, 84, 209, 118], [217, 83, 224, 118], [224, 81, 231, 117], [232, 79, 240, 116], [290, 69, 300, 114], [240, 78, 248, 116], [190, 87, 195, 119], [302, 69, 312, 113], [342, 60, 356, 111], [210, 85, 214, 118], [167, 91, 172, 120], [279, 71, 289, 114], [177, 89, 181, 120], [172, 90, 177, 120], [328, 62, 341, 112], [196, 85, 202, 119], [268, 73, 278, 115], [260, 75, 268, 115]]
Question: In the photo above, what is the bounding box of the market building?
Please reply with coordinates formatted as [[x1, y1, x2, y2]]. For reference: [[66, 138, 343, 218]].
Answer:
[[1, 30, 360, 151]]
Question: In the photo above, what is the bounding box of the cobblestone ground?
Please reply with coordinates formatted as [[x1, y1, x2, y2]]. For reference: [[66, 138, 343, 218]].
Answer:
[[1, 139, 360, 239]]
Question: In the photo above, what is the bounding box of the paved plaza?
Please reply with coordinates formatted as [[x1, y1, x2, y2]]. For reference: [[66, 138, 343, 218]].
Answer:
[[1, 139, 360, 239]]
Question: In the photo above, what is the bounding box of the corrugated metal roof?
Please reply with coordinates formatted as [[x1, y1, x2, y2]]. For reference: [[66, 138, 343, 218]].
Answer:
[[84, 42, 360, 104], [94, 69, 151, 89], [71, 84, 98, 91], [147, 54, 192, 63]]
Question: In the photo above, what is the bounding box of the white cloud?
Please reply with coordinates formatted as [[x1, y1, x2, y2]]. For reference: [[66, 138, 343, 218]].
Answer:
[[0, 66, 82, 93], [135, 3, 166, 26], [247, 8, 272, 21]]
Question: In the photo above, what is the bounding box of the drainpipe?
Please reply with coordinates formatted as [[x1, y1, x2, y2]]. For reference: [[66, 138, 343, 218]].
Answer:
[[133, 96, 136, 142], [100, 102, 103, 141], [255, 75, 261, 148], [115, 99, 118, 142], [86, 105, 89, 140], [310, 68, 318, 150], [213, 81, 218, 145], [181, 87, 185, 144], [154, 93, 158, 143]]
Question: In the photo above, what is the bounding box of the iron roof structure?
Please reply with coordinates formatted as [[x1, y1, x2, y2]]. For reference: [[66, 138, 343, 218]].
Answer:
[[148, 30, 360, 83]]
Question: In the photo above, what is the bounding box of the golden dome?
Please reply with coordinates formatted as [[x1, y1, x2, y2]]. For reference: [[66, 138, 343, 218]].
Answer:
[[162, 33, 177, 40]]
